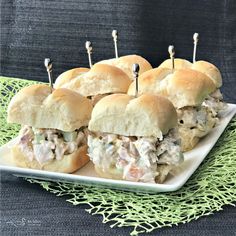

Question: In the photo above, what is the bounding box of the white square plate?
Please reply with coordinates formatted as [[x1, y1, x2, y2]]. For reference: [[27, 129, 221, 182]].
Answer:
[[0, 104, 236, 193]]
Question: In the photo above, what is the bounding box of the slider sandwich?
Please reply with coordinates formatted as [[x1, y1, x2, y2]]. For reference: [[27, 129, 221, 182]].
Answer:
[[192, 60, 227, 117], [7, 84, 93, 172], [54, 67, 89, 89], [159, 58, 227, 117], [88, 93, 183, 183], [61, 64, 131, 105], [96, 55, 153, 80], [128, 68, 217, 151]]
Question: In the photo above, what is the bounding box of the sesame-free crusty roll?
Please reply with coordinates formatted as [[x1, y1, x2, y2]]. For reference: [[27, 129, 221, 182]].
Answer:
[[97, 54, 152, 80], [54, 67, 89, 89], [88, 93, 183, 183], [128, 67, 218, 151], [61, 64, 131, 105], [7, 84, 93, 173]]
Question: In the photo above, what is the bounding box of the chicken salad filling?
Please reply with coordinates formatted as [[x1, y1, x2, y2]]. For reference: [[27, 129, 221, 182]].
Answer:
[[88, 129, 183, 183], [17, 126, 87, 165], [177, 105, 218, 138], [202, 89, 227, 117]]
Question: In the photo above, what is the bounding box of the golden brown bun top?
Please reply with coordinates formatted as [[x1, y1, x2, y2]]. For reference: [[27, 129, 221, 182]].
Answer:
[[128, 67, 173, 96], [7, 84, 93, 131], [166, 69, 216, 108], [96, 54, 153, 80], [192, 60, 222, 88], [159, 58, 192, 70], [159, 58, 222, 88], [88, 93, 177, 138], [128, 68, 216, 108], [54, 67, 89, 89], [61, 64, 131, 96]]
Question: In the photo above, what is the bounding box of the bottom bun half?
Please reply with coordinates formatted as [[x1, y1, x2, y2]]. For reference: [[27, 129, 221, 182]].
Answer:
[[94, 165, 123, 180], [180, 135, 200, 152], [94, 164, 173, 184], [11, 144, 89, 173], [179, 120, 216, 152]]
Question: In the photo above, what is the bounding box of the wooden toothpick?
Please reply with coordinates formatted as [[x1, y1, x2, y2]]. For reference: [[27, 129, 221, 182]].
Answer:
[[44, 58, 53, 91], [85, 41, 93, 68], [168, 45, 175, 72], [193, 32, 199, 63], [112, 29, 118, 58], [133, 63, 140, 97]]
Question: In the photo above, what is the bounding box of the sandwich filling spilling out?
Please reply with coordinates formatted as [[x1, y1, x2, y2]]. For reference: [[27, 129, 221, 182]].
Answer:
[[202, 89, 227, 117], [177, 105, 218, 151], [17, 126, 87, 165], [88, 129, 183, 183]]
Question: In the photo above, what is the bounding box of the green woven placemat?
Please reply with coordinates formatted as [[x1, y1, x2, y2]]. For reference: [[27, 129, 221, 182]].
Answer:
[[1, 76, 236, 235]]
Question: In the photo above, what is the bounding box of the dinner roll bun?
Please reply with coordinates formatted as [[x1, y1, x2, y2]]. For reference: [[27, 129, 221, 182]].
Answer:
[[192, 60, 222, 88], [159, 58, 192, 70], [11, 144, 89, 173], [54, 67, 89, 88], [127, 67, 172, 96], [62, 64, 131, 97], [88, 93, 177, 139], [94, 165, 123, 180], [7, 84, 93, 132], [97, 54, 153, 80], [128, 68, 216, 109], [94, 164, 173, 184], [159, 58, 222, 89], [166, 69, 216, 108]]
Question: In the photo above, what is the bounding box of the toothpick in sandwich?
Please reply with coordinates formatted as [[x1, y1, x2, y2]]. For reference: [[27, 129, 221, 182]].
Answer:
[[132, 63, 140, 97], [112, 29, 119, 58], [44, 58, 53, 91], [168, 45, 175, 72], [193, 32, 199, 63], [85, 41, 93, 68]]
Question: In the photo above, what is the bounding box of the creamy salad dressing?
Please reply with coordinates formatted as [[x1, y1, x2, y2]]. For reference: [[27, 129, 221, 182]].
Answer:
[[202, 89, 227, 117], [17, 126, 87, 165], [176, 105, 219, 142], [88, 129, 183, 183]]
